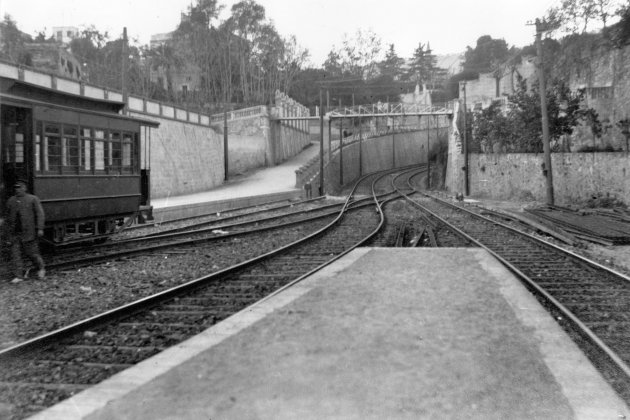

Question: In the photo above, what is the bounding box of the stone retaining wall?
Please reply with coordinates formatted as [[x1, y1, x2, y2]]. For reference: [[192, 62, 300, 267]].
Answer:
[[134, 112, 224, 200], [445, 100, 630, 205], [466, 152, 630, 205]]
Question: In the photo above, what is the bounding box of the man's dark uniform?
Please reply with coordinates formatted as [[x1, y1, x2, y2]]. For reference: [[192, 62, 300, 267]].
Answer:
[[6, 181, 45, 280]]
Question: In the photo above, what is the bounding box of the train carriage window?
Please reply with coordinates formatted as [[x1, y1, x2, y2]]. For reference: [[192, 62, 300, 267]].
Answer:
[[62, 126, 79, 173], [133, 132, 139, 173], [35, 121, 42, 172], [14, 133, 24, 163], [109, 131, 121, 173], [44, 124, 62, 173], [81, 127, 92, 172], [35, 133, 41, 172], [122, 132, 133, 173], [94, 129, 105, 171]]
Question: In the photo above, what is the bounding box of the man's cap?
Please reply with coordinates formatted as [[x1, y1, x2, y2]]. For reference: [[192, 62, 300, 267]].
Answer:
[[14, 179, 27, 186]]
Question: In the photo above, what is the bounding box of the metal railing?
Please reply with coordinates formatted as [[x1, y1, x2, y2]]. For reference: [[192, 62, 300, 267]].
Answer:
[[210, 105, 267, 124], [327, 101, 455, 117]]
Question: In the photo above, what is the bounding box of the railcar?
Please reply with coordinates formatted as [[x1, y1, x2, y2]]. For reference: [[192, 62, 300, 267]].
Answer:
[[0, 76, 158, 243]]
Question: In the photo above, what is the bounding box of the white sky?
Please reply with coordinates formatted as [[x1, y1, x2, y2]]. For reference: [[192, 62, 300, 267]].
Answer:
[[0, 0, 560, 66]]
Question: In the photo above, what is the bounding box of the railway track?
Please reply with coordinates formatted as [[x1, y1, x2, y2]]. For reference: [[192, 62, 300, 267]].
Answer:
[[45, 203, 349, 269], [0, 166, 406, 420], [397, 179, 630, 404], [368, 168, 473, 248], [114, 196, 334, 239], [13, 162, 628, 417]]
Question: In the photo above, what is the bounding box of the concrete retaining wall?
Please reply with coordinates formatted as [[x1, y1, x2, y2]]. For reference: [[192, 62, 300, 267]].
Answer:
[[312, 129, 444, 195]]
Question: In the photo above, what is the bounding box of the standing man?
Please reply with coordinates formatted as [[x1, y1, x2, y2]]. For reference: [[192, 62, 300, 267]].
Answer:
[[6, 179, 45, 283]]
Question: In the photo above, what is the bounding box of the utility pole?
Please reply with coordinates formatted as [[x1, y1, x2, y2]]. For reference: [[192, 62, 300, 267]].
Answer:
[[535, 18, 555, 205], [462, 82, 469, 196]]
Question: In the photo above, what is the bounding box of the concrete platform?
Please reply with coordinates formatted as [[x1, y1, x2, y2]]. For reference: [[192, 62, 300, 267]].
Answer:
[[30, 248, 629, 420]]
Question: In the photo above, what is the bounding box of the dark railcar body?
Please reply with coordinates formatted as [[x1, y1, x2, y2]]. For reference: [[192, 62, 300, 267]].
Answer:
[[0, 77, 157, 243]]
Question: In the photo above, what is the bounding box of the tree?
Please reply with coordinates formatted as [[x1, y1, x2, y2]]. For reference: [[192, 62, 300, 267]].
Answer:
[[156, 0, 307, 108], [379, 44, 405, 81], [604, 2, 630, 46], [288, 67, 328, 108], [277, 35, 310, 96], [472, 101, 516, 152], [323, 49, 344, 77], [0, 15, 31, 64], [324, 29, 383, 80], [471, 76, 593, 152], [546, 0, 623, 34], [405, 42, 438, 87], [70, 27, 116, 86], [463, 35, 510, 76]]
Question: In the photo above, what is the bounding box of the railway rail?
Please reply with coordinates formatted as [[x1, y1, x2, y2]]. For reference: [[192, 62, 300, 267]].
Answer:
[[46, 203, 348, 269], [7, 162, 629, 417], [113, 196, 334, 239], [43, 187, 402, 271], [0, 166, 408, 420], [397, 177, 630, 403]]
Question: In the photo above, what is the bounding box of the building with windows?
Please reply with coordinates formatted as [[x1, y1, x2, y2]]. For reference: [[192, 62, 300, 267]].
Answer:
[[52, 27, 79, 45], [150, 32, 173, 50], [25, 43, 83, 80], [459, 55, 537, 112]]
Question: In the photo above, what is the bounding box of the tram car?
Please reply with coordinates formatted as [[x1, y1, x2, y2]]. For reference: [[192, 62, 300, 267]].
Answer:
[[0, 76, 158, 244]]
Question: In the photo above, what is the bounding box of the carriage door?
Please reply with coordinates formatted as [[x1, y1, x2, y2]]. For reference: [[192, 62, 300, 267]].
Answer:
[[1, 104, 32, 196]]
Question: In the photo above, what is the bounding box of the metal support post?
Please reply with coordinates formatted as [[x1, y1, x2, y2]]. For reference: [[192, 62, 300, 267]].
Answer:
[[339, 118, 344, 186], [319, 89, 325, 196], [426, 115, 431, 189], [358, 117, 363, 176], [224, 109, 229, 181], [328, 118, 332, 163], [392, 118, 396, 168]]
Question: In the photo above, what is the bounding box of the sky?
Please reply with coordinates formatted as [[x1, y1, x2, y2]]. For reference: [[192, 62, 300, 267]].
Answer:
[[0, 0, 560, 66]]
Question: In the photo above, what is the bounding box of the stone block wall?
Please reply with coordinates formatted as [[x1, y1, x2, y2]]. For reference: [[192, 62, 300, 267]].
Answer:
[[225, 134, 267, 176], [271, 91, 311, 165], [216, 112, 269, 176], [446, 97, 630, 205], [464, 152, 630, 205], [134, 112, 224, 199], [273, 121, 311, 164], [214, 107, 311, 176]]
